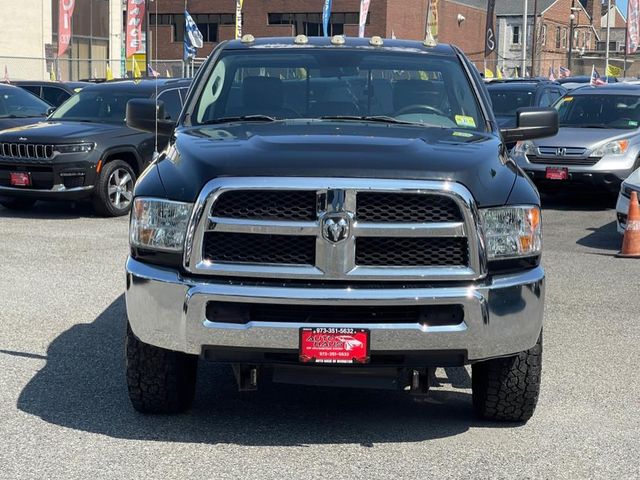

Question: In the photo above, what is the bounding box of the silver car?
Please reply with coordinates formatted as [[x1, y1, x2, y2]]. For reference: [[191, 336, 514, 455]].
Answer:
[[513, 84, 640, 193]]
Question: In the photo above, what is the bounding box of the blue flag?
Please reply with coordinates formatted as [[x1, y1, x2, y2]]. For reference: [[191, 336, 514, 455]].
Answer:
[[322, 0, 333, 37], [184, 10, 203, 60]]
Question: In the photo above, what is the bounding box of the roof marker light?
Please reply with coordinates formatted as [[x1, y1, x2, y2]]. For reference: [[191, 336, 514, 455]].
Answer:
[[294, 34, 309, 45], [241, 34, 255, 44], [331, 35, 346, 46], [369, 36, 383, 46]]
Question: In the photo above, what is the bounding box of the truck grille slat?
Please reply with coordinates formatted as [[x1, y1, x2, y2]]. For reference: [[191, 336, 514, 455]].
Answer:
[[355, 237, 469, 267], [211, 190, 317, 221], [203, 232, 316, 265], [356, 192, 462, 222], [0, 142, 56, 160]]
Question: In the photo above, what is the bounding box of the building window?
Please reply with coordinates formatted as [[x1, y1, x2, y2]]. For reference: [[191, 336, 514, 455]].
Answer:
[[512, 25, 520, 44], [150, 13, 235, 43], [541, 24, 547, 46], [268, 12, 364, 36], [561, 27, 568, 48], [555, 26, 561, 49]]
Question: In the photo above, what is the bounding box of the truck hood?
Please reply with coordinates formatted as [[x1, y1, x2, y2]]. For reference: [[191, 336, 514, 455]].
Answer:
[[0, 116, 47, 132], [0, 120, 138, 143], [156, 121, 516, 207]]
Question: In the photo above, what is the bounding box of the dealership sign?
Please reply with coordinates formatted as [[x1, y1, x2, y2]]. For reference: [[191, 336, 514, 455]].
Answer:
[[57, 0, 75, 57], [126, 0, 146, 58]]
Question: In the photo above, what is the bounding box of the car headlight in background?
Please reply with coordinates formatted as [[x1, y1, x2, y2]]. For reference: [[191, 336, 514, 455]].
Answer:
[[481, 206, 542, 260], [590, 139, 629, 157], [130, 198, 193, 252], [54, 143, 95, 154], [513, 140, 537, 156]]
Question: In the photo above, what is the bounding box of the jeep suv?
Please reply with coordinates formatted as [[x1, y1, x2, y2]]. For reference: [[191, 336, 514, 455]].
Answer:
[[124, 36, 557, 422], [0, 79, 190, 215]]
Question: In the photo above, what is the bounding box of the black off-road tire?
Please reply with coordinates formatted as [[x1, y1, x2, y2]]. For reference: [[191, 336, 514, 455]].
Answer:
[[92, 160, 136, 217], [125, 322, 198, 414], [472, 333, 542, 422], [0, 198, 37, 210]]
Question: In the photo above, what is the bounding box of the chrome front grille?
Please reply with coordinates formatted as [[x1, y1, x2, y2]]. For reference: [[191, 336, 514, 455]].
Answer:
[[528, 146, 599, 166], [0, 142, 55, 160], [185, 178, 485, 281]]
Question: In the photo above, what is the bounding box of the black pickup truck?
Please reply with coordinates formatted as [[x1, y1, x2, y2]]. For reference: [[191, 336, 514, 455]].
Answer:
[[124, 35, 557, 422]]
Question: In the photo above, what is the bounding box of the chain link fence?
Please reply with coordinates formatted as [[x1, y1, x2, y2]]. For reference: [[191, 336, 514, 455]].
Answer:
[[0, 56, 205, 82]]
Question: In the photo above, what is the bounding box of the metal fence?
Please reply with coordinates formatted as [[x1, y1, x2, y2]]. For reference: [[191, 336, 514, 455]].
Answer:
[[0, 56, 205, 82]]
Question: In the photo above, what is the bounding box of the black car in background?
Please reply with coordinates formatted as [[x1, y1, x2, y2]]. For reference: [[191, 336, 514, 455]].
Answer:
[[0, 83, 51, 130], [486, 79, 567, 128], [0, 78, 190, 216], [9, 80, 89, 108]]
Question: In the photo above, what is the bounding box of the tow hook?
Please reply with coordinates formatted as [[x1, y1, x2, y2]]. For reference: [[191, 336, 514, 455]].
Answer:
[[232, 364, 258, 391]]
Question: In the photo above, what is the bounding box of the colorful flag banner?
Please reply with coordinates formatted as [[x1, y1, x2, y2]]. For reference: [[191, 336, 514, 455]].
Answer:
[[322, 0, 333, 37], [125, 0, 145, 59], [606, 63, 622, 78], [425, 0, 439, 45], [627, 0, 640, 54], [590, 65, 606, 86], [484, 0, 496, 57], [106, 64, 114, 81], [57, 0, 76, 57], [235, 0, 244, 39], [549, 66, 556, 81], [148, 65, 160, 77], [49, 66, 56, 81], [184, 10, 203, 60], [496, 68, 502, 79], [559, 66, 571, 78], [358, 0, 371, 38], [391, 30, 396, 39], [132, 56, 142, 79], [484, 68, 494, 79]]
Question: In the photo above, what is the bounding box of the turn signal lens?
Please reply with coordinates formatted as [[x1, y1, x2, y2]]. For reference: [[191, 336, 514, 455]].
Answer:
[[591, 139, 630, 157], [481, 206, 542, 260]]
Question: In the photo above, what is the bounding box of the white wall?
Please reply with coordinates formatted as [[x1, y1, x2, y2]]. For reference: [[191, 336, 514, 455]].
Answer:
[[0, 0, 52, 80]]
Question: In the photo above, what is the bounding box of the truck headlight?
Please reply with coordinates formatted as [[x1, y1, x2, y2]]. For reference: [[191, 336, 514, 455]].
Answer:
[[130, 198, 193, 251], [481, 206, 542, 260], [590, 139, 629, 157]]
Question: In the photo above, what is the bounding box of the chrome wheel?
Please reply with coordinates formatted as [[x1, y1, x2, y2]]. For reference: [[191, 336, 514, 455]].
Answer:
[[107, 168, 133, 210]]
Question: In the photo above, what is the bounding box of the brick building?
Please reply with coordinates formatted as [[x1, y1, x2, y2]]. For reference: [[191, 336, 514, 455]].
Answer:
[[496, 0, 601, 77], [149, 0, 487, 65]]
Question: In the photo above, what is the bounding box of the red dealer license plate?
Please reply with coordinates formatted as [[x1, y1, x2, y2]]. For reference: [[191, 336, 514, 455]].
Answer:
[[299, 327, 370, 364], [10, 172, 31, 187], [545, 167, 569, 181]]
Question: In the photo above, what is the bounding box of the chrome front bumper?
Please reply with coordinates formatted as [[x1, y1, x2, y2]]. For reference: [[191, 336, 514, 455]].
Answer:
[[125, 257, 545, 362]]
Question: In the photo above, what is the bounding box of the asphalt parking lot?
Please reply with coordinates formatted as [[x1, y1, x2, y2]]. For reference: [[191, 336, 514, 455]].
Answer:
[[0, 193, 638, 480]]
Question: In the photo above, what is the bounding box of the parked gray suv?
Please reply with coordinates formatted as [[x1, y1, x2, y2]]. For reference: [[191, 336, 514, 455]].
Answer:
[[513, 84, 640, 192]]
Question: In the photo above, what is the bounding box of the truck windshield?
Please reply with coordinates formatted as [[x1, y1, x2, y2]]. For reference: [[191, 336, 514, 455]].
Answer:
[[192, 49, 484, 131], [555, 94, 640, 130]]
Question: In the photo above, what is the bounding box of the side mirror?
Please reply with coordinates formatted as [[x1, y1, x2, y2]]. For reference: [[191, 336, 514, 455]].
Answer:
[[501, 107, 558, 144], [126, 99, 175, 136], [46, 107, 56, 116]]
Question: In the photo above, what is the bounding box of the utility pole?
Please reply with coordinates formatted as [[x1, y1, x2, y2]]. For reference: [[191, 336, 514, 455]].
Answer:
[[522, 0, 528, 76], [605, 0, 612, 78], [531, 0, 538, 77], [568, 0, 575, 72]]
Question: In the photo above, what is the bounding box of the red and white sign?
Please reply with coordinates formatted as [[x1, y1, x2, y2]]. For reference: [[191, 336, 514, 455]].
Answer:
[[10, 172, 31, 187], [545, 167, 569, 181], [126, 0, 146, 58], [299, 328, 370, 364], [57, 0, 76, 57]]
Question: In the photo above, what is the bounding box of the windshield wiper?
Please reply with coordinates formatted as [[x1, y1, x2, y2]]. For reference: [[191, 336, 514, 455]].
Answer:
[[320, 115, 420, 126], [200, 115, 278, 125]]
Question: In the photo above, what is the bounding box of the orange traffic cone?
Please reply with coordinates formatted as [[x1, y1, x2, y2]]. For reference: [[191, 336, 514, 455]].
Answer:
[[618, 191, 640, 258]]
